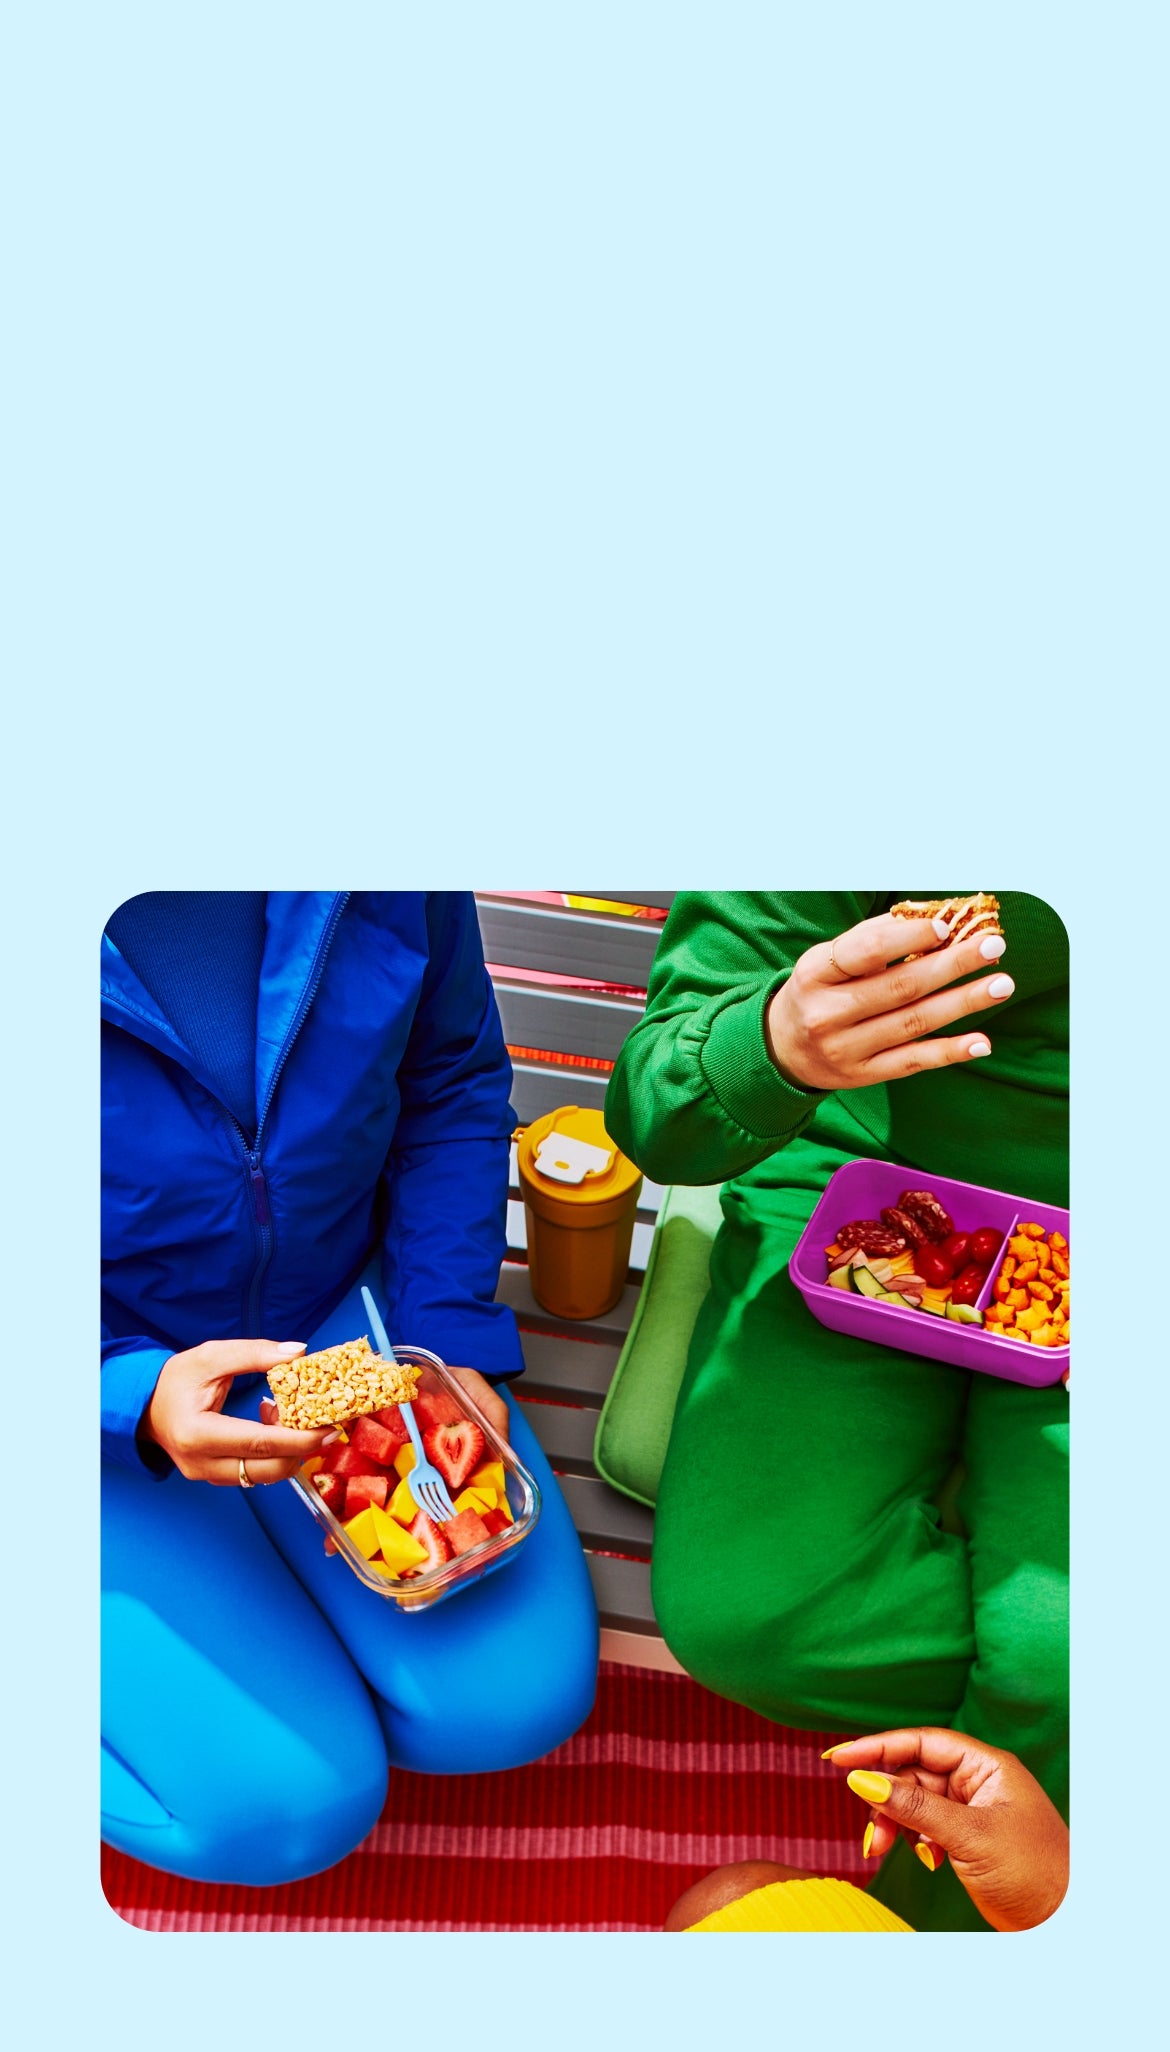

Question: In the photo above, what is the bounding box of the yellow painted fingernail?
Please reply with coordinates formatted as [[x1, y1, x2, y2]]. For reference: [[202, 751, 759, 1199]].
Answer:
[[821, 1744, 849, 1759], [915, 1842, 940, 1872], [847, 1770, 892, 1804], [862, 1822, 875, 1858]]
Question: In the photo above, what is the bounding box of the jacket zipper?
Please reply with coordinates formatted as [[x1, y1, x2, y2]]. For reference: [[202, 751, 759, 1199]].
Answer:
[[237, 893, 350, 1332]]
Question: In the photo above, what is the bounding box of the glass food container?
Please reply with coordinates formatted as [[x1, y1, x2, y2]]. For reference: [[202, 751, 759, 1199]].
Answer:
[[287, 1344, 541, 1610]]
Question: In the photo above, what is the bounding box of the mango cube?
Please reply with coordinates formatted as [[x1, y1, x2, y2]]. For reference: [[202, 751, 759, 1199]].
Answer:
[[387, 1474, 417, 1523], [343, 1506, 382, 1560], [370, 1502, 429, 1572], [453, 1486, 496, 1517], [468, 1461, 507, 1501], [394, 1444, 417, 1479]]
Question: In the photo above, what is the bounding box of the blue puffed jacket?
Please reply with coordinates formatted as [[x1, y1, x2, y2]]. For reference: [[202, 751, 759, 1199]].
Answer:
[[101, 892, 523, 1472]]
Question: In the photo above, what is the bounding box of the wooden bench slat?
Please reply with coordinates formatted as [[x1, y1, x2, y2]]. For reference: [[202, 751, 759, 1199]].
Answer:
[[516, 1327, 621, 1402], [499, 1262, 639, 1341], [494, 980, 644, 1064], [508, 1063, 610, 1124], [558, 1475, 654, 1558], [585, 1551, 659, 1634], [514, 1396, 601, 1474], [477, 897, 662, 985]]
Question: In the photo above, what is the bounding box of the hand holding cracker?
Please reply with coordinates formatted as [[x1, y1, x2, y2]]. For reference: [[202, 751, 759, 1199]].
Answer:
[[766, 901, 1012, 1093], [143, 1338, 339, 1486]]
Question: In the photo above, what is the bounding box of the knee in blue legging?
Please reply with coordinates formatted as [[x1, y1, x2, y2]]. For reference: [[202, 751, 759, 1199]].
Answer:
[[101, 1718, 389, 1888], [372, 1616, 598, 1776]]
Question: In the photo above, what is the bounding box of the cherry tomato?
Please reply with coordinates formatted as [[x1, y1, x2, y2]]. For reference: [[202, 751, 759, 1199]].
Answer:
[[918, 1247, 954, 1288], [970, 1227, 1004, 1266], [940, 1233, 971, 1273], [951, 1263, 986, 1307]]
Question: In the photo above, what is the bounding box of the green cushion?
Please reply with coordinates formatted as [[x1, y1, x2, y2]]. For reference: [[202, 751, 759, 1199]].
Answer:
[[593, 1182, 725, 1508]]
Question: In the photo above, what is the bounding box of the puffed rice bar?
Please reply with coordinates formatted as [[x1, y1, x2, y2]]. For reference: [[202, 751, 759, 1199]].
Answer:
[[267, 1336, 421, 1430]]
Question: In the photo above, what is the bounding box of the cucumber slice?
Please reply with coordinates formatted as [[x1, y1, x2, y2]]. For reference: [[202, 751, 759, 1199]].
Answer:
[[852, 1265, 889, 1299], [881, 1290, 917, 1309], [827, 1265, 853, 1290], [945, 1301, 985, 1325]]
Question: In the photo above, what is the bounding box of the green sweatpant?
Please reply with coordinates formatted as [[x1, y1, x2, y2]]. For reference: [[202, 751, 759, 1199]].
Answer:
[[650, 1134, 1069, 1935]]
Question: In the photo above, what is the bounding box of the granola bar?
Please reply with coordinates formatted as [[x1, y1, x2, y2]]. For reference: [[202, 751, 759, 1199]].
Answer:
[[267, 1335, 421, 1431]]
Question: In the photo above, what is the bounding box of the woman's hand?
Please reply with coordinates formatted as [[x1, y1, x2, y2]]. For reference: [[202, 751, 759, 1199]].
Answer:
[[765, 910, 1013, 1092], [446, 1366, 510, 1442], [144, 1339, 339, 1484], [825, 1727, 1069, 1930]]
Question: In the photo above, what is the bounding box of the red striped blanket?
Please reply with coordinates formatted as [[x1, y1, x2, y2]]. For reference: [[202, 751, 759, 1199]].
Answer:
[[103, 1662, 864, 1932]]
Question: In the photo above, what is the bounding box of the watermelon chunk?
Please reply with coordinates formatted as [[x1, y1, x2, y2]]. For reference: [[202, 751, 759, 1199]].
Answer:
[[348, 1414, 400, 1466], [321, 1440, 376, 1478], [444, 1509, 492, 1556], [345, 1472, 390, 1518], [372, 1405, 410, 1447], [481, 1506, 512, 1536], [411, 1389, 468, 1433]]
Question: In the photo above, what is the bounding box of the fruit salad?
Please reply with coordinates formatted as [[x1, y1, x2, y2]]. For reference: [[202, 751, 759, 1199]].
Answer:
[[826, 1188, 1005, 1327], [299, 1385, 515, 1581]]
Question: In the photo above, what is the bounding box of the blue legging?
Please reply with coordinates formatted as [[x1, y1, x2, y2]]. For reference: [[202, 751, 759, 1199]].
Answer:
[[101, 1282, 599, 1886]]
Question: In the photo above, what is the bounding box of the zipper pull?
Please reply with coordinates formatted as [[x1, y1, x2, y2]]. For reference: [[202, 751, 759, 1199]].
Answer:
[[251, 1165, 270, 1227]]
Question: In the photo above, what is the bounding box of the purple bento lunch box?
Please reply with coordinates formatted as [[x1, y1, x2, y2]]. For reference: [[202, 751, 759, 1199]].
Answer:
[[789, 1159, 1069, 1387]]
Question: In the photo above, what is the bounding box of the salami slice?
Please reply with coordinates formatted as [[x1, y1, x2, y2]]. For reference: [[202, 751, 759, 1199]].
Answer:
[[881, 1205, 932, 1249], [897, 1189, 955, 1242], [837, 1219, 909, 1256]]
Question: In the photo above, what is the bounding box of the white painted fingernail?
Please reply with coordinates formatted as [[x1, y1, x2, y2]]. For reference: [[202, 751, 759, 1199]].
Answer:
[[968, 1039, 991, 1057], [988, 974, 1014, 999], [320, 1430, 340, 1445], [931, 917, 950, 939], [980, 935, 1006, 960]]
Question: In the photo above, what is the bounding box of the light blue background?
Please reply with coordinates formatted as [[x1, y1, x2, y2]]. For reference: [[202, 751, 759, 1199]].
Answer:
[[5, 0, 1163, 2042]]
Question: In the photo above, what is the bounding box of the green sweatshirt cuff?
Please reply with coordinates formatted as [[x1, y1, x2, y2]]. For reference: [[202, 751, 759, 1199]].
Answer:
[[700, 978, 826, 1141]]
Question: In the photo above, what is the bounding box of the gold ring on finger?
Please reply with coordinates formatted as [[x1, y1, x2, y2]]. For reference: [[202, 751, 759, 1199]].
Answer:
[[238, 1458, 254, 1489], [828, 942, 849, 979]]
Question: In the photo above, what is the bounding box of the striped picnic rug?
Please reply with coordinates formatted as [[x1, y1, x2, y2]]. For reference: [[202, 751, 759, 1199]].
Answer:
[[102, 1661, 865, 1932]]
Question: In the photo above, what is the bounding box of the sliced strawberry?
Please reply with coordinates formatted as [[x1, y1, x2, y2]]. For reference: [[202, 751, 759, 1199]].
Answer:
[[348, 1414, 401, 1466], [444, 1508, 492, 1556], [423, 1419, 486, 1493], [412, 1388, 469, 1433], [400, 1513, 452, 1578], [310, 1471, 347, 1515], [372, 1405, 411, 1447], [345, 1472, 390, 1518]]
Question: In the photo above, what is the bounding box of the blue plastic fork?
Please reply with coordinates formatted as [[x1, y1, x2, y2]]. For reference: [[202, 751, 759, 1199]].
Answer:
[[360, 1286, 456, 1524]]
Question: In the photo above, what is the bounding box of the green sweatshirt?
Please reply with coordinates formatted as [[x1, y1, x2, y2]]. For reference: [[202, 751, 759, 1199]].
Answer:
[[605, 892, 1069, 1209]]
